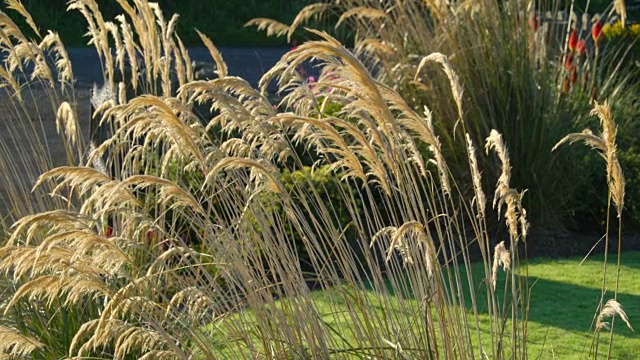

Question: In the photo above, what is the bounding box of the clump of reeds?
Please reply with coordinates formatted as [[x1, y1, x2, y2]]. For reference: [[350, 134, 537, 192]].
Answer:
[[554, 100, 632, 358]]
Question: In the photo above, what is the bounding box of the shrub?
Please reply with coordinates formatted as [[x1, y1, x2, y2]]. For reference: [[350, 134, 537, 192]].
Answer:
[[251, 0, 640, 235], [1, 0, 313, 46], [259, 165, 364, 278]]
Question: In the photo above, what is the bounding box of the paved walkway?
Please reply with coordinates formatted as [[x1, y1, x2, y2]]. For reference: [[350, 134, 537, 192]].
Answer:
[[68, 47, 290, 89]]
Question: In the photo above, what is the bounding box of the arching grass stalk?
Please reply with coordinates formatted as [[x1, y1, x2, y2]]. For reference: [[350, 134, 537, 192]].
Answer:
[[553, 100, 631, 358]]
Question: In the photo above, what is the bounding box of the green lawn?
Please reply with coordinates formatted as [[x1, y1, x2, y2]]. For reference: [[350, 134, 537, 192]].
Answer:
[[519, 252, 640, 359], [202, 252, 640, 359]]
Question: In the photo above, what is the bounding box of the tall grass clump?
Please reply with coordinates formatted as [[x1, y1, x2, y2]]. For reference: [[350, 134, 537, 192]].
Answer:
[[249, 0, 640, 232], [554, 100, 634, 358], [0, 0, 633, 359]]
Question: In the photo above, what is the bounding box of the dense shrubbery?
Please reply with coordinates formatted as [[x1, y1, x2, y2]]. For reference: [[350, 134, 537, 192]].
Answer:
[[1, 0, 312, 46], [253, 0, 640, 236], [259, 166, 364, 276]]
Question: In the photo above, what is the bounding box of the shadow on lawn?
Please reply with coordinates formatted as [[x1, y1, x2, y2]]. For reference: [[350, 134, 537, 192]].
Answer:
[[475, 275, 640, 337]]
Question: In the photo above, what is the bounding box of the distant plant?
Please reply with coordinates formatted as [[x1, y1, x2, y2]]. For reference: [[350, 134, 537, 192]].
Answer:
[[250, 0, 640, 234], [603, 21, 640, 39]]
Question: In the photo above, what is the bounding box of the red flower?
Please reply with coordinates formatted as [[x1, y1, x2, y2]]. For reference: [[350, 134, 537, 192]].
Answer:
[[568, 30, 578, 52], [590, 86, 598, 103], [570, 67, 578, 85], [529, 15, 539, 32], [563, 77, 571, 93], [592, 21, 603, 46], [105, 225, 113, 238], [576, 39, 586, 56], [565, 53, 574, 70]]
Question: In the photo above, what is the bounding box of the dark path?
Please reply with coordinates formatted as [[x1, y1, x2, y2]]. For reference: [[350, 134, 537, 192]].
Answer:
[[68, 47, 290, 90]]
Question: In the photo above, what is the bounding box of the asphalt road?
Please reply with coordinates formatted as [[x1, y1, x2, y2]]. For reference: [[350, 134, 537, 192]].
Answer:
[[68, 46, 290, 89]]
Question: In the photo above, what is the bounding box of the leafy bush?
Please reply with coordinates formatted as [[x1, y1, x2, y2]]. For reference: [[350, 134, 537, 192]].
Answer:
[[264, 166, 363, 277], [2, 0, 312, 46], [603, 21, 640, 40], [253, 0, 640, 235]]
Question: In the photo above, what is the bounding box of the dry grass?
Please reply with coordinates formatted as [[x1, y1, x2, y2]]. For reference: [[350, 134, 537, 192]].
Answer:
[[0, 0, 632, 359], [553, 99, 630, 358]]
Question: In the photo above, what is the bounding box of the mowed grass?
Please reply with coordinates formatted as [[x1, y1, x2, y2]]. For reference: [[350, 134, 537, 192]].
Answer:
[[521, 251, 640, 359], [203, 252, 640, 359]]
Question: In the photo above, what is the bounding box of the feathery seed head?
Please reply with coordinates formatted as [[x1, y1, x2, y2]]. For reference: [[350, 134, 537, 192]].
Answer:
[[596, 299, 633, 332], [492, 241, 510, 290]]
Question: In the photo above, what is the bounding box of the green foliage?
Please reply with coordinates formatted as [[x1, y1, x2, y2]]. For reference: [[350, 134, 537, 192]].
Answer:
[[260, 165, 363, 277], [2, 0, 312, 46], [265, 0, 640, 233], [566, 69, 640, 231], [615, 149, 640, 227], [0, 296, 101, 359]]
